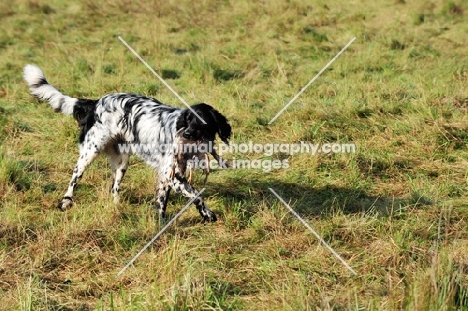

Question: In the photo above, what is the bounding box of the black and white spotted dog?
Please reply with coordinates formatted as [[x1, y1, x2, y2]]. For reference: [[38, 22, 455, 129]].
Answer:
[[23, 64, 231, 222]]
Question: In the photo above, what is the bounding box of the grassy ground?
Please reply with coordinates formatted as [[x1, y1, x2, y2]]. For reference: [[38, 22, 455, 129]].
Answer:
[[1, 0, 468, 309]]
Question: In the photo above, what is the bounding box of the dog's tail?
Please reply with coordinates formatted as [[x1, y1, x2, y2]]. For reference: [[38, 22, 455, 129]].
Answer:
[[23, 64, 79, 115]]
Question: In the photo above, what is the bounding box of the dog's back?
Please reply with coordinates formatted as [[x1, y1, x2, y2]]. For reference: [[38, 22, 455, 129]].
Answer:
[[23, 65, 182, 148]]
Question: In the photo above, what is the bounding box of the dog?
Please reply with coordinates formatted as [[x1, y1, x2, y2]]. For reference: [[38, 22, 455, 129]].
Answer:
[[23, 64, 232, 222]]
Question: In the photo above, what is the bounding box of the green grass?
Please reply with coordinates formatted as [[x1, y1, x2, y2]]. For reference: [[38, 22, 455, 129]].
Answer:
[[1, 0, 468, 309]]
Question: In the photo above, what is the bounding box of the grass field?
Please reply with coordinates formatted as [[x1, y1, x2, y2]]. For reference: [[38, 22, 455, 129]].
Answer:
[[1, 0, 468, 309]]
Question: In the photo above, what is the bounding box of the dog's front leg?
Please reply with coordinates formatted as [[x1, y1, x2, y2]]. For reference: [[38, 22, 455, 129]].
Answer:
[[170, 173, 216, 222], [155, 181, 171, 222]]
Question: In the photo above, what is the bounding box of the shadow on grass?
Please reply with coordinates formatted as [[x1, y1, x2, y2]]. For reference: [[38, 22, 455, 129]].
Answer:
[[207, 175, 432, 217], [118, 172, 433, 229]]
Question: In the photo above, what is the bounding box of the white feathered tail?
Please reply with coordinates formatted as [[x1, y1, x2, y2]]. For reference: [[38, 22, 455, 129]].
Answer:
[[23, 64, 77, 115]]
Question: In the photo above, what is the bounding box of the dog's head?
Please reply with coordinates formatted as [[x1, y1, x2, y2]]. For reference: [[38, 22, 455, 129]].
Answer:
[[176, 103, 231, 145]]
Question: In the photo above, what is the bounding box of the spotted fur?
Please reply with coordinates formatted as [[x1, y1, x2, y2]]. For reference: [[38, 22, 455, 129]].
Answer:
[[23, 64, 232, 222]]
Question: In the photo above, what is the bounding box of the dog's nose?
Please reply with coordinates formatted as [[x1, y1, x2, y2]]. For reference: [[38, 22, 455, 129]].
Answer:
[[183, 129, 192, 138]]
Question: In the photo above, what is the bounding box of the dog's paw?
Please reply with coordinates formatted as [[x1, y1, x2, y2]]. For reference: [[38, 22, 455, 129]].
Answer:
[[113, 194, 120, 204], [57, 196, 73, 211], [157, 209, 167, 225], [203, 211, 217, 223], [158, 215, 167, 226]]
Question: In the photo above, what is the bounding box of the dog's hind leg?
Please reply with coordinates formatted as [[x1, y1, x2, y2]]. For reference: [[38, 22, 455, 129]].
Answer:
[[106, 147, 130, 204], [57, 128, 108, 211]]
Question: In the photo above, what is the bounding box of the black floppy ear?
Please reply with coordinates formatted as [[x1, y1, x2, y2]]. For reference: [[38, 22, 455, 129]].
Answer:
[[176, 109, 189, 131], [210, 108, 231, 145]]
